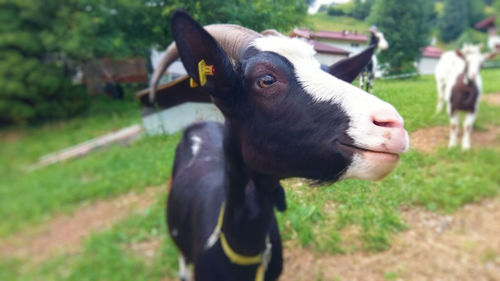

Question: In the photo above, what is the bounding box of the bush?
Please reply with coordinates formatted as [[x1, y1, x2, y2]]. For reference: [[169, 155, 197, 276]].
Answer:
[[0, 1, 90, 126], [439, 0, 468, 43], [0, 55, 89, 125], [327, 6, 345, 16], [369, 0, 434, 74], [453, 28, 488, 49], [352, 0, 375, 20], [326, 2, 354, 17]]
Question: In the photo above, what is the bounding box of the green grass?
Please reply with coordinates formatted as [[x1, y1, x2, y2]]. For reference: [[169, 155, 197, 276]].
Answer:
[[306, 13, 370, 32], [0, 134, 179, 237], [1, 68, 499, 279], [482, 68, 500, 94], [0, 91, 141, 169], [0, 90, 181, 237], [0, 197, 180, 281]]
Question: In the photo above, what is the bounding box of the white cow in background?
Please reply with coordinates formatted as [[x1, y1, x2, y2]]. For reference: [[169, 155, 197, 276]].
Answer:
[[435, 44, 497, 150]]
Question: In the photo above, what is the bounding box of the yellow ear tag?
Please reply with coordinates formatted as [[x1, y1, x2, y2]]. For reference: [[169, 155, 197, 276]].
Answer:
[[189, 59, 214, 88], [189, 78, 199, 88]]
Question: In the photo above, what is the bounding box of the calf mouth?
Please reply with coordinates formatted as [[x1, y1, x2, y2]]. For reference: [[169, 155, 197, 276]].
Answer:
[[337, 142, 403, 180], [339, 143, 401, 160]]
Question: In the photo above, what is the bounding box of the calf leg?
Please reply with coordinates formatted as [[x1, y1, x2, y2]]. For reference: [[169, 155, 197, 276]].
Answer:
[[178, 255, 192, 281], [448, 113, 459, 148], [359, 75, 365, 91], [368, 73, 375, 94], [435, 79, 446, 114], [462, 113, 476, 150]]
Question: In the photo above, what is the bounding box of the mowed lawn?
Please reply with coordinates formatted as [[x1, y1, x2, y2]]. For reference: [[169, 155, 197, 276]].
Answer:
[[1, 69, 499, 280]]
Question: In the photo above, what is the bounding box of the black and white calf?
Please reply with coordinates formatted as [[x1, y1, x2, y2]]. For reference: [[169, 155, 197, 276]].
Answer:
[[359, 27, 388, 93], [435, 44, 496, 150], [156, 11, 409, 281]]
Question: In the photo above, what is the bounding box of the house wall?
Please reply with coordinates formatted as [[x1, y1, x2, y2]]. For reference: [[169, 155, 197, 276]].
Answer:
[[315, 39, 367, 55], [142, 103, 224, 135], [418, 57, 439, 75]]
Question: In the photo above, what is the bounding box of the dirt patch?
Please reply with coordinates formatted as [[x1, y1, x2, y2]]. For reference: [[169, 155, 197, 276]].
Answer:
[[0, 186, 164, 262], [281, 198, 500, 281], [126, 237, 164, 262], [0, 131, 24, 142], [410, 125, 500, 153], [483, 93, 500, 106]]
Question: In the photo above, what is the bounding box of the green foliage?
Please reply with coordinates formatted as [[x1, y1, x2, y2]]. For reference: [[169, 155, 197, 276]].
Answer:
[[162, 0, 307, 33], [495, 1, 500, 25], [352, 0, 375, 20], [369, 0, 435, 74], [327, 6, 347, 17], [326, 2, 354, 17], [308, 13, 370, 33], [453, 28, 489, 49], [48, 0, 169, 60], [439, 0, 468, 43], [0, 1, 90, 125], [0, 0, 307, 125], [466, 0, 486, 27], [326, 0, 374, 20]]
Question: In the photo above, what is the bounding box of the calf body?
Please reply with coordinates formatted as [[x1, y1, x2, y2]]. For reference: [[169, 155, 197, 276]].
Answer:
[[168, 122, 283, 281], [435, 46, 485, 150], [160, 11, 409, 281]]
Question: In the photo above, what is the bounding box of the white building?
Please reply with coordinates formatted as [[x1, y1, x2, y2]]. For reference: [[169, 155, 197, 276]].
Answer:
[[136, 60, 224, 135], [417, 46, 444, 75]]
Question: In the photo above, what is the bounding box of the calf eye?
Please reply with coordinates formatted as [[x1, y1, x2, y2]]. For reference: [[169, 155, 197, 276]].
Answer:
[[257, 74, 276, 88]]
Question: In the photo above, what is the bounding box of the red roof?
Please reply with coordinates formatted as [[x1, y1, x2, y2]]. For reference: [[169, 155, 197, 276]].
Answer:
[[290, 28, 368, 43], [310, 40, 349, 55], [421, 46, 443, 58], [290, 28, 312, 39], [475, 15, 497, 29]]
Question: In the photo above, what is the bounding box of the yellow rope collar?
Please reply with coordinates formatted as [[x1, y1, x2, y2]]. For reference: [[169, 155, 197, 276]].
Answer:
[[205, 202, 272, 281]]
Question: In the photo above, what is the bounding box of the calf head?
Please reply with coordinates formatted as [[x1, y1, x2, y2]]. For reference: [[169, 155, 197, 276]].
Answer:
[[456, 44, 493, 83], [369, 26, 389, 51], [169, 11, 409, 182]]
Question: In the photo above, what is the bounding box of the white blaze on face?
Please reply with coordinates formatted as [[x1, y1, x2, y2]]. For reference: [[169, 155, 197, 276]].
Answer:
[[463, 46, 483, 81]]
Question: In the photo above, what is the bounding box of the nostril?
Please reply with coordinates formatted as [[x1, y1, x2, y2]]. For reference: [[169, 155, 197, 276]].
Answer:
[[373, 120, 397, 128], [371, 110, 404, 129]]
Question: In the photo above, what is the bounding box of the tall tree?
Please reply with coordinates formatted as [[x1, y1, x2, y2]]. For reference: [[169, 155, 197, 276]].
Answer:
[[439, 0, 468, 43], [0, 0, 89, 125], [161, 0, 308, 35], [368, 0, 435, 74], [352, 0, 375, 20], [466, 0, 485, 27]]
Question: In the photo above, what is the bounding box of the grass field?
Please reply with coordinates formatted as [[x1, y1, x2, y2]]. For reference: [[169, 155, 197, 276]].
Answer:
[[1, 69, 499, 280], [305, 13, 370, 32]]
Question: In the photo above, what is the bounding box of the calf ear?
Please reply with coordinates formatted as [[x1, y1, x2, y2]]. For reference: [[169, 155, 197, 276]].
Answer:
[[482, 50, 499, 62], [170, 11, 237, 104], [455, 50, 465, 59], [327, 44, 376, 83]]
